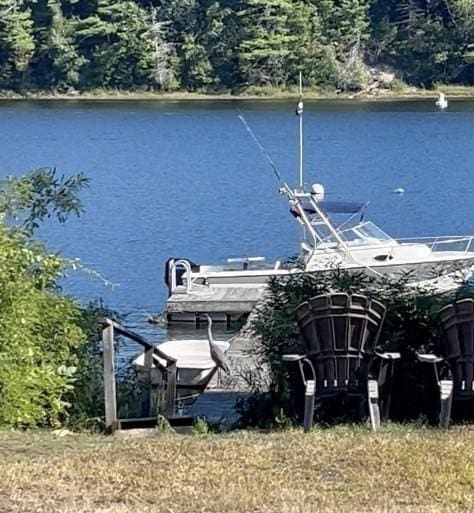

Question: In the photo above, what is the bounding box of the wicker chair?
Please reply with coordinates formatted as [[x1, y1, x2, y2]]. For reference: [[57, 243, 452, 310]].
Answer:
[[417, 298, 474, 428], [283, 293, 400, 431]]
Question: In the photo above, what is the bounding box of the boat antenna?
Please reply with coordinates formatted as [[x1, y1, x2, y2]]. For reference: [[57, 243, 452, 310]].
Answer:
[[237, 109, 293, 197], [296, 71, 304, 189]]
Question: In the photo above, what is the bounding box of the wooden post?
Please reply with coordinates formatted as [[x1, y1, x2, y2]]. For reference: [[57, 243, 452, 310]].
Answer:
[[165, 363, 177, 416], [103, 324, 118, 434], [150, 367, 163, 416], [141, 346, 153, 417]]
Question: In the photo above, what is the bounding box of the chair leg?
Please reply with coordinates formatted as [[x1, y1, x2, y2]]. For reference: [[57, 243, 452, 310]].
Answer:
[[303, 380, 316, 433], [378, 359, 395, 421], [367, 379, 381, 432], [356, 398, 366, 421], [439, 379, 454, 429]]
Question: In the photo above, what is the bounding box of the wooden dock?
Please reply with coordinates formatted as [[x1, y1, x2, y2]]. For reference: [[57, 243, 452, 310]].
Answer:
[[165, 285, 265, 324]]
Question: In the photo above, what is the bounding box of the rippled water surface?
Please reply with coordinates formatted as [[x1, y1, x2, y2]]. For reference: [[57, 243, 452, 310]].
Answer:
[[1, 99, 474, 341]]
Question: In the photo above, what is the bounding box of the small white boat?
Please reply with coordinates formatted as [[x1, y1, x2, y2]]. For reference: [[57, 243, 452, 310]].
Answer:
[[133, 339, 230, 410], [436, 92, 448, 109]]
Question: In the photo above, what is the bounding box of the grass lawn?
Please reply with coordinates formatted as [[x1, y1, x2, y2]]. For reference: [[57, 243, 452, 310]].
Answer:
[[1, 424, 474, 513]]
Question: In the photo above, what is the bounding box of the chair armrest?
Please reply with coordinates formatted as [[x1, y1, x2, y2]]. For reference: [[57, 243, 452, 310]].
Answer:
[[282, 354, 305, 362], [416, 353, 443, 364], [282, 354, 316, 387], [376, 352, 401, 360]]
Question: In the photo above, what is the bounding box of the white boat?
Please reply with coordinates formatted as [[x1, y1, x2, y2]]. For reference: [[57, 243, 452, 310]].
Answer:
[[133, 339, 230, 410], [166, 188, 474, 289], [163, 79, 473, 323]]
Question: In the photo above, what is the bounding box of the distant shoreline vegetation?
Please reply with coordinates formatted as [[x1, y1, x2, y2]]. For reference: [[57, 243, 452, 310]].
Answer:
[[1, 85, 474, 102], [0, 2, 472, 97]]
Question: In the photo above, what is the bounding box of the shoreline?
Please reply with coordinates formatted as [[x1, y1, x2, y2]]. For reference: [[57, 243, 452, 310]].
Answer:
[[1, 85, 474, 102]]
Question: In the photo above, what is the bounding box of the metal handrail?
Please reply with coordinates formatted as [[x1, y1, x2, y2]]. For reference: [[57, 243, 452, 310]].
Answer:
[[168, 259, 203, 294], [397, 235, 473, 242], [313, 235, 474, 256], [397, 236, 474, 255]]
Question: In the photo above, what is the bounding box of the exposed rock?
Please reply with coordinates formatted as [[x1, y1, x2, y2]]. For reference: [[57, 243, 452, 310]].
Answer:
[[369, 66, 396, 86]]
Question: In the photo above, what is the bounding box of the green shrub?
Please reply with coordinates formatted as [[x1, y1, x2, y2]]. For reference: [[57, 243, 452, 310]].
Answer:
[[0, 224, 85, 427], [0, 168, 116, 429]]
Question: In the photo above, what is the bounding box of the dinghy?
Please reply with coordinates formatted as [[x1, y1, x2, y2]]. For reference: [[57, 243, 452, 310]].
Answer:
[[133, 338, 230, 411]]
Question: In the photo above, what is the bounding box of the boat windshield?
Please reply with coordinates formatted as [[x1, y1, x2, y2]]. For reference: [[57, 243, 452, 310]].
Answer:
[[317, 221, 394, 248]]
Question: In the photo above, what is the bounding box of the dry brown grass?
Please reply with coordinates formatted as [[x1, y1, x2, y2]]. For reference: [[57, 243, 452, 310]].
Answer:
[[0, 425, 474, 513]]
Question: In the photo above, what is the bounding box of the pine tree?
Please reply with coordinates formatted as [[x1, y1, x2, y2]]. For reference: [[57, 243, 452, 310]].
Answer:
[[238, 0, 298, 87], [316, 0, 371, 53], [199, 2, 238, 90], [75, 0, 159, 89], [27, 0, 84, 90], [47, 1, 85, 90], [0, 0, 35, 89]]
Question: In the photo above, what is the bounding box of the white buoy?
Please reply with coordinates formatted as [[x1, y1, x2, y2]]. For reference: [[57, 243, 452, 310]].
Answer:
[[435, 92, 448, 110], [393, 188, 405, 194]]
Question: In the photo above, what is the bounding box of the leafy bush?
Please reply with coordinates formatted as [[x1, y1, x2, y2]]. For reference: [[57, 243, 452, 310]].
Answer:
[[0, 168, 110, 428], [238, 269, 474, 428], [0, 220, 85, 426], [0, 168, 149, 429], [0, 168, 89, 233]]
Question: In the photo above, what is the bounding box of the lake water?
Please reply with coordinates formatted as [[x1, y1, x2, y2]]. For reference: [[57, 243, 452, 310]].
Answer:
[[1, 98, 474, 344]]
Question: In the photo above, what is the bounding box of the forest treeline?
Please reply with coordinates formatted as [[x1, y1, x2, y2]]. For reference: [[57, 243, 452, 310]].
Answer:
[[0, 0, 473, 94]]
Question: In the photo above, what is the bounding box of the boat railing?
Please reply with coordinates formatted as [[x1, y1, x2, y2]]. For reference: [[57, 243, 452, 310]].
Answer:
[[312, 235, 474, 263], [397, 235, 474, 254]]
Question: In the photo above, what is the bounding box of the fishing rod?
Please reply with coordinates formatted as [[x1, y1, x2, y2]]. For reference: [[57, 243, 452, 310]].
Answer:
[[236, 106, 384, 277], [236, 109, 294, 199]]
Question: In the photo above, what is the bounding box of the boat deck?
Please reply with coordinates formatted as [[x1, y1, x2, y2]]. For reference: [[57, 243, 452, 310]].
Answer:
[[165, 285, 265, 324]]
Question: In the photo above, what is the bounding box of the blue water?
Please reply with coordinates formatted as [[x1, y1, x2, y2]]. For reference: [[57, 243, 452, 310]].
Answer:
[[1, 99, 474, 340]]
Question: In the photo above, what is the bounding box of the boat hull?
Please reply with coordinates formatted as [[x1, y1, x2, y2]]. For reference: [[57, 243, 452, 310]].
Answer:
[[194, 256, 474, 287]]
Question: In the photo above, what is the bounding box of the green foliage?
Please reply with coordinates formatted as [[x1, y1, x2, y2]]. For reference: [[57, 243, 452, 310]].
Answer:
[[0, 2, 35, 88], [0, 0, 472, 92], [155, 414, 174, 433], [64, 301, 110, 429], [180, 35, 214, 90], [0, 167, 109, 429], [0, 222, 85, 427], [238, 0, 298, 87], [237, 270, 474, 428], [192, 417, 210, 435], [75, 0, 160, 89], [370, 0, 474, 85], [0, 168, 89, 233], [47, 0, 86, 89]]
